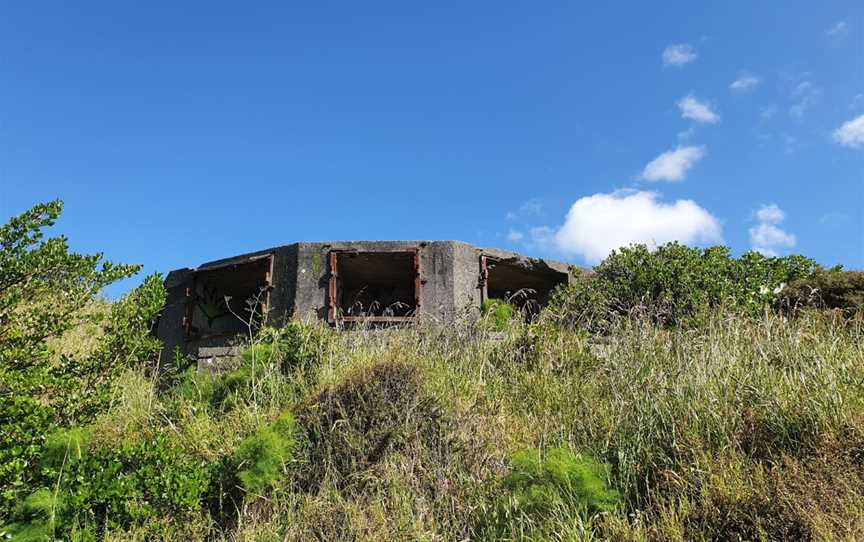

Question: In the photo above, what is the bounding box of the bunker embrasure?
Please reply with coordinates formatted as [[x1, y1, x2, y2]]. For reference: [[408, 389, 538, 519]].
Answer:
[[156, 241, 571, 369]]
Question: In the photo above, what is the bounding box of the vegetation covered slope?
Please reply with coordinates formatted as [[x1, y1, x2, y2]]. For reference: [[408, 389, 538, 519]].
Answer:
[[2, 201, 863, 541]]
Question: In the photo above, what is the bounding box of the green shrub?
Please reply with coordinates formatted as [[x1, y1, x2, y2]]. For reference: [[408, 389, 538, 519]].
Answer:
[[41, 427, 91, 471], [505, 448, 620, 515], [169, 366, 220, 409], [550, 242, 820, 327], [0, 518, 55, 542], [235, 412, 298, 498], [479, 448, 620, 539], [546, 271, 615, 333], [211, 366, 253, 410], [76, 433, 207, 530], [18, 489, 60, 524], [481, 299, 514, 331], [0, 201, 165, 519], [5, 430, 210, 538], [241, 342, 276, 366], [165, 323, 331, 417], [779, 269, 864, 317], [0, 488, 65, 541], [239, 322, 331, 374], [0, 396, 51, 518]]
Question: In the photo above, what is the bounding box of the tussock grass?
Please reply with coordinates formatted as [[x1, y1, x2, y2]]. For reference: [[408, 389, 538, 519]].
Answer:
[[50, 310, 864, 541]]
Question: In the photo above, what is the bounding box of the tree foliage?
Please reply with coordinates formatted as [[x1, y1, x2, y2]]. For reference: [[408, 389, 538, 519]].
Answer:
[[549, 242, 820, 328], [0, 201, 165, 519], [779, 269, 864, 317]]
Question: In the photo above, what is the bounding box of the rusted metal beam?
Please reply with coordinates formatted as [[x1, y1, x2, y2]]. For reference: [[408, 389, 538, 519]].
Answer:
[[413, 248, 422, 310], [327, 251, 339, 323], [479, 255, 491, 304], [340, 315, 417, 323]]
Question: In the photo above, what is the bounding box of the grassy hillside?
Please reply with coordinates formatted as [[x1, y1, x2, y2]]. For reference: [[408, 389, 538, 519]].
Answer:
[[3, 202, 863, 541], [5, 311, 862, 541]]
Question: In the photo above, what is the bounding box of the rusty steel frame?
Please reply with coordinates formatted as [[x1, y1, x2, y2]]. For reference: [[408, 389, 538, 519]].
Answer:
[[183, 254, 275, 338], [327, 248, 422, 324]]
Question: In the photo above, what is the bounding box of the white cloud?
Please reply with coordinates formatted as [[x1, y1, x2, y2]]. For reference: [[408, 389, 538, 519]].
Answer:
[[789, 81, 820, 118], [640, 145, 706, 182], [528, 226, 555, 250], [506, 198, 543, 220], [520, 198, 543, 216], [756, 204, 784, 224], [749, 204, 796, 256], [506, 229, 524, 242], [833, 114, 864, 148], [827, 21, 849, 38], [730, 73, 761, 92], [678, 95, 719, 124], [662, 44, 697, 66], [506, 225, 555, 250], [792, 81, 813, 96], [554, 190, 723, 263]]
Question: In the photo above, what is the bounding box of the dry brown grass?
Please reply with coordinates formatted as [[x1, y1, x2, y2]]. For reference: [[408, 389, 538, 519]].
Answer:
[[82, 310, 864, 541]]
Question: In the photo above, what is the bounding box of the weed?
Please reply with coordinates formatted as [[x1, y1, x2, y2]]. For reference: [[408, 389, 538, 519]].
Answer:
[[235, 412, 298, 498]]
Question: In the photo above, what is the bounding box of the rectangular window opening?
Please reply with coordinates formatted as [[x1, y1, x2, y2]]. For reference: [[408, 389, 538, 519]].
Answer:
[[482, 256, 568, 316], [185, 256, 273, 338], [329, 250, 420, 323]]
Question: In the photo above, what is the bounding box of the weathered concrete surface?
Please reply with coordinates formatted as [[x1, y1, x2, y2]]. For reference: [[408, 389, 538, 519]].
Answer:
[[156, 240, 572, 369], [155, 268, 193, 370]]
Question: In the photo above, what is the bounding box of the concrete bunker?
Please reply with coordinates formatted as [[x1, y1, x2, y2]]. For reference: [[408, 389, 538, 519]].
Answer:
[[156, 241, 572, 368]]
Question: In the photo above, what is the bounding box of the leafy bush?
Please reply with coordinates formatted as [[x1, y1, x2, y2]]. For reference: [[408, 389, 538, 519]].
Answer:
[[235, 412, 298, 498], [0, 489, 65, 541], [3, 429, 209, 539], [0, 396, 51, 519], [0, 201, 165, 519], [546, 271, 615, 333], [549, 242, 820, 327], [779, 269, 864, 317], [167, 363, 253, 414]]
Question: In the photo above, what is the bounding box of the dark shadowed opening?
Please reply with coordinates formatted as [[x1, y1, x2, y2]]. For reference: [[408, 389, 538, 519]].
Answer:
[[333, 252, 418, 320], [187, 256, 272, 338], [484, 257, 568, 315]]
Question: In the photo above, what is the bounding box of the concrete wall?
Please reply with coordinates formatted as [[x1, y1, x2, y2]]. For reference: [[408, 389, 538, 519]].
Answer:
[[155, 240, 572, 369], [155, 268, 193, 368], [290, 241, 463, 323], [451, 241, 484, 318]]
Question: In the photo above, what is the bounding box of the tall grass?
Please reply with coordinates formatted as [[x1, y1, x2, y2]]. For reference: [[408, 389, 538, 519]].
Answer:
[[35, 309, 864, 541]]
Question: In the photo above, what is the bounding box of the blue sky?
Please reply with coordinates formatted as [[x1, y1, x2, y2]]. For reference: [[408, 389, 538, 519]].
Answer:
[[2, 1, 862, 295]]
